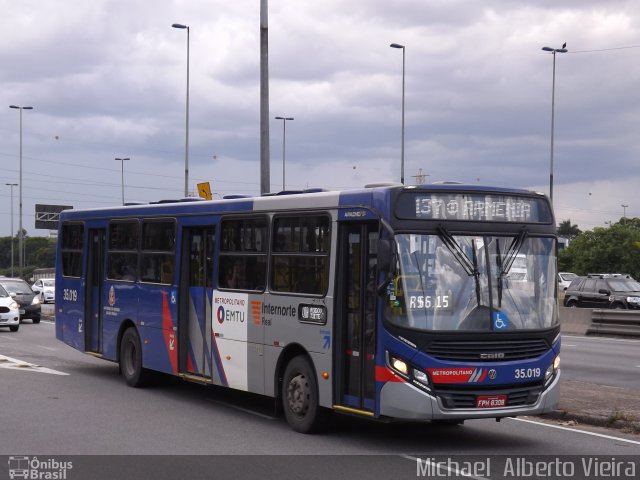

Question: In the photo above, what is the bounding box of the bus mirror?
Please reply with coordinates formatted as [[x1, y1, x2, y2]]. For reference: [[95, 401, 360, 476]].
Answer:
[[378, 239, 392, 274]]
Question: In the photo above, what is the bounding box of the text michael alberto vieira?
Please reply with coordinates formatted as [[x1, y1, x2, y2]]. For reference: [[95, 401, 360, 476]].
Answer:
[[416, 457, 637, 477]]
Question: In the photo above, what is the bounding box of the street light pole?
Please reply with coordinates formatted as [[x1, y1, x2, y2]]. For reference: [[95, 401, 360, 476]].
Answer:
[[172, 23, 190, 197], [622, 204, 629, 224], [5, 183, 18, 277], [541, 44, 567, 205], [9, 105, 33, 278], [390, 43, 405, 185], [115, 158, 130, 205], [274, 116, 294, 190]]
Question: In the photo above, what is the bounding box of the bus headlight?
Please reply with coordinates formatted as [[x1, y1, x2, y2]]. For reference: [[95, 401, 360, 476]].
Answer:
[[544, 355, 560, 386], [389, 355, 409, 376], [387, 352, 433, 392]]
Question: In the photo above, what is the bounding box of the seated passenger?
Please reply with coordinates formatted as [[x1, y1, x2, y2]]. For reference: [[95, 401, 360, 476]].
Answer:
[[226, 259, 248, 289]]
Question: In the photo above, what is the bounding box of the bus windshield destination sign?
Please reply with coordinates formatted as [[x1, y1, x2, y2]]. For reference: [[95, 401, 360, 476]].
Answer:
[[396, 193, 551, 223]]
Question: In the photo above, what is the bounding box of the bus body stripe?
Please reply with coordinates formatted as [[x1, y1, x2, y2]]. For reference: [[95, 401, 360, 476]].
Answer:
[[211, 332, 228, 387], [375, 365, 405, 383], [161, 291, 178, 374]]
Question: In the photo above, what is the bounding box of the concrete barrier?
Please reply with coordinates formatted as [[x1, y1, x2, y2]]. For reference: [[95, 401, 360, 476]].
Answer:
[[588, 309, 640, 337], [559, 307, 640, 337], [559, 306, 592, 335]]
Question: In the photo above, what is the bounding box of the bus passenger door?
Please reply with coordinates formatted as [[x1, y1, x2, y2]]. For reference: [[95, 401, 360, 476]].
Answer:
[[179, 227, 215, 378], [336, 222, 378, 413], [85, 229, 105, 353]]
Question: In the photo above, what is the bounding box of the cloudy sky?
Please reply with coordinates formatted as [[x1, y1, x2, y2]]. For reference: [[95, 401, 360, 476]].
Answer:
[[1, 0, 639, 237]]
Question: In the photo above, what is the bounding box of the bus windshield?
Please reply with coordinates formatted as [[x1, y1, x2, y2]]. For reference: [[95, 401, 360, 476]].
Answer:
[[384, 233, 558, 332]]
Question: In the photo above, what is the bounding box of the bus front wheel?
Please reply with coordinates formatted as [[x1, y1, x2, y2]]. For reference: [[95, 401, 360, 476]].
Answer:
[[282, 355, 327, 433], [120, 327, 149, 387]]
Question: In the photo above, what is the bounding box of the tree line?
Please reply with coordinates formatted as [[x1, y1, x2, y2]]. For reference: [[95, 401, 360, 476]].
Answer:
[[0, 231, 56, 280], [558, 218, 640, 279]]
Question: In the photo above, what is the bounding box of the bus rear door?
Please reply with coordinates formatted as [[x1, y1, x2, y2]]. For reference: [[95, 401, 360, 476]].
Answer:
[[179, 226, 215, 378]]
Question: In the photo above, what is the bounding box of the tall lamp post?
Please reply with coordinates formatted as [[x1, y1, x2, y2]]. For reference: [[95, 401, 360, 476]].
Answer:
[[5, 183, 18, 277], [390, 43, 406, 185], [541, 44, 567, 204], [622, 204, 629, 224], [172, 23, 190, 197], [9, 105, 33, 278], [115, 158, 130, 205], [274, 116, 294, 190]]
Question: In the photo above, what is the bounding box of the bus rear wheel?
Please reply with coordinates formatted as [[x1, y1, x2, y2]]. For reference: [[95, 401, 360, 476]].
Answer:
[[282, 355, 327, 433], [120, 327, 150, 387]]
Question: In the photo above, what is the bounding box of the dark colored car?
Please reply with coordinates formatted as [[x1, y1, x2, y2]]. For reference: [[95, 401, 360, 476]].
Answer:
[[563, 274, 640, 309], [0, 278, 41, 323]]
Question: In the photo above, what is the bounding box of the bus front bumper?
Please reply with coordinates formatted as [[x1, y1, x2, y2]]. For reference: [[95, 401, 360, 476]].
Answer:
[[379, 370, 561, 421]]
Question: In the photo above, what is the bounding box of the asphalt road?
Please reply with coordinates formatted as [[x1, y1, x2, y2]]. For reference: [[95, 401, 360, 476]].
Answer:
[[560, 334, 640, 389], [1, 321, 638, 479]]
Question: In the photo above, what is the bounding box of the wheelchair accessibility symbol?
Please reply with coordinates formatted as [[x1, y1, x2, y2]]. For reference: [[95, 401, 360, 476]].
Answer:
[[492, 311, 509, 330]]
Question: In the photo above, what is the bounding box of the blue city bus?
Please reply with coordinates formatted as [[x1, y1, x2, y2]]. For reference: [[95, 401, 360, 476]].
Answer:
[[55, 184, 560, 432]]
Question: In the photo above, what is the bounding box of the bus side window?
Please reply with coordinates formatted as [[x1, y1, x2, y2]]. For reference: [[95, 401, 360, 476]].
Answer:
[[218, 217, 268, 291]]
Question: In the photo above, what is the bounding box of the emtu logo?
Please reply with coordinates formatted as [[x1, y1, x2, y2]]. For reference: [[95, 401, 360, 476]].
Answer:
[[216, 306, 225, 324]]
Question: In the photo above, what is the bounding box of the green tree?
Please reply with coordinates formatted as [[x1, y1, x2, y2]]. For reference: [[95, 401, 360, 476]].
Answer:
[[0, 235, 56, 279], [557, 219, 582, 240], [560, 224, 640, 279]]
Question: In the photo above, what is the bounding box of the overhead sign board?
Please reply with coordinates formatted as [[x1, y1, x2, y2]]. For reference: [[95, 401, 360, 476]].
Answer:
[[35, 204, 73, 230]]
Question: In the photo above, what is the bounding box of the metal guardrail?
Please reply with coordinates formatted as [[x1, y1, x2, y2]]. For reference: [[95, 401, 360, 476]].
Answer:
[[587, 309, 640, 337]]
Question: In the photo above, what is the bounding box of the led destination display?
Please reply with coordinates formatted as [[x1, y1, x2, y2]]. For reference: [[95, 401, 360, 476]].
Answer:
[[396, 192, 552, 223]]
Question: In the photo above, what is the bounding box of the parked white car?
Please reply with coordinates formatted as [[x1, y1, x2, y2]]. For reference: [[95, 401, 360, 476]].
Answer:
[[0, 283, 20, 332], [558, 272, 578, 291], [32, 278, 55, 304]]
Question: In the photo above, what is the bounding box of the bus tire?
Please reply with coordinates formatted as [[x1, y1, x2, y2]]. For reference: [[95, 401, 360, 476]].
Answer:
[[120, 327, 149, 387], [282, 355, 327, 433]]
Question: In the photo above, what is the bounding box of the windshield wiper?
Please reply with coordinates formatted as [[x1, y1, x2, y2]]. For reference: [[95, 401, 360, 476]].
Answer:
[[436, 227, 475, 276], [495, 229, 528, 308], [437, 226, 482, 306], [501, 229, 528, 276]]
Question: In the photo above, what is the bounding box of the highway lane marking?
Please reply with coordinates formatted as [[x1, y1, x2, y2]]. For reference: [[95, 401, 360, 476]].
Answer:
[[207, 397, 276, 421], [511, 417, 640, 446], [0, 354, 69, 376], [38, 345, 58, 351]]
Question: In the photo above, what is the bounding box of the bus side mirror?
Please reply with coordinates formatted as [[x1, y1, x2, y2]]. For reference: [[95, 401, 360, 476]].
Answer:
[[378, 239, 392, 274]]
